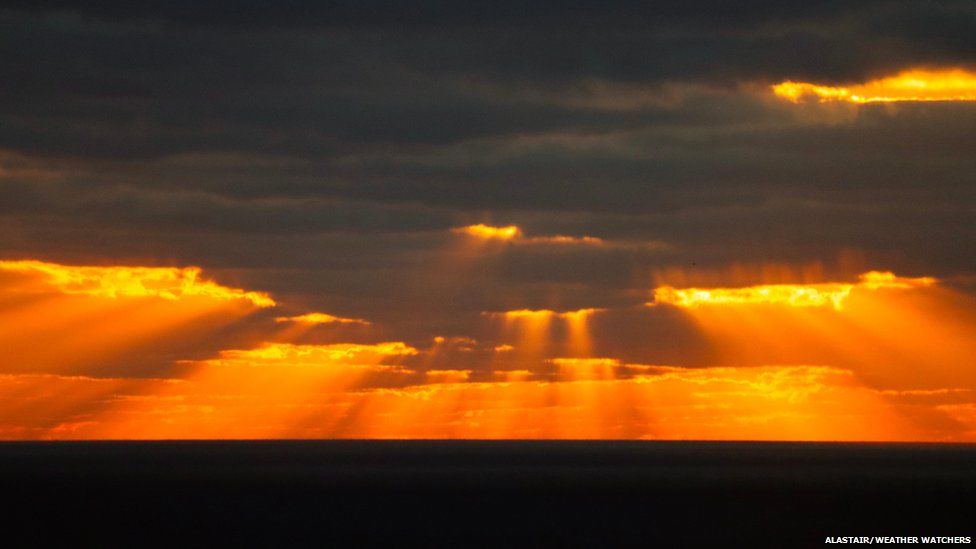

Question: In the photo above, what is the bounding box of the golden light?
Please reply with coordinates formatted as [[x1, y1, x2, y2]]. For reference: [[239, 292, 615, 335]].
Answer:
[[83, 341, 419, 439], [0, 258, 274, 376], [0, 362, 952, 440], [487, 308, 604, 358], [0, 259, 274, 307], [652, 271, 934, 310], [859, 270, 936, 290], [2, 254, 974, 441], [452, 224, 607, 246], [650, 267, 976, 430], [490, 309, 555, 358], [561, 308, 601, 356], [275, 312, 370, 325], [654, 282, 853, 309], [454, 224, 522, 240], [492, 369, 532, 382], [0, 373, 155, 439], [426, 369, 472, 383], [550, 358, 619, 381], [489, 308, 604, 322], [772, 68, 976, 103], [205, 341, 417, 365], [291, 365, 922, 440]]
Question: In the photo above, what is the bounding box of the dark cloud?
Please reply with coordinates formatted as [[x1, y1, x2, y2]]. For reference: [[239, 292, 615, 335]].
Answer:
[[2, 2, 975, 157], [0, 1, 931, 31]]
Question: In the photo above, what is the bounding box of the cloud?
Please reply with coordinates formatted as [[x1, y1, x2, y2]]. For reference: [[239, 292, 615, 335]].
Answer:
[[0, 257, 279, 378], [1, 2, 976, 440], [4, 364, 965, 441], [0, 260, 974, 441], [773, 68, 976, 103], [650, 270, 936, 310], [275, 312, 370, 326], [454, 223, 606, 246], [0, 259, 275, 306], [194, 341, 417, 367], [454, 224, 522, 240]]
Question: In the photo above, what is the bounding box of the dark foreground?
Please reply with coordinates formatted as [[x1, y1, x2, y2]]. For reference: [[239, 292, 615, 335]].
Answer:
[[1, 441, 973, 547]]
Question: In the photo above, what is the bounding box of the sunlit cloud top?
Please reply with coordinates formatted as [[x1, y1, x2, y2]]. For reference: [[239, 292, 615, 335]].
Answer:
[[652, 271, 935, 310], [195, 342, 417, 367], [454, 224, 522, 240], [453, 224, 613, 247], [275, 312, 370, 325], [772, 68, 976, 103], [0, 259, 275, 307], [858, 271, 936, 290], [485, 308, 604, 320]]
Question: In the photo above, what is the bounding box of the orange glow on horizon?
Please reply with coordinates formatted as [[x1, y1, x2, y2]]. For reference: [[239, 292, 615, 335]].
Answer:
[[0, 365, 934, 441], [772, 68, 976, 103], [315, 364, 932, 439], [84, 341, 420, 439], [426, 369, 473, 383], [1, 255, 973, 442], [550, 358, 619, 381], [492, 369, 532, 382]]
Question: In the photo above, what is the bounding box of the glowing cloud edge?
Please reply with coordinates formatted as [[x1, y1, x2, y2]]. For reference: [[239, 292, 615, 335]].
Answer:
[[0, 259, 275, 307], [650, 271, 935, 310], [772, 68, 976, 104]]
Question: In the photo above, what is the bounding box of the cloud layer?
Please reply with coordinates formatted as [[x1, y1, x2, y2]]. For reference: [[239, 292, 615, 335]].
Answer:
[[1, 2, 975, 439]]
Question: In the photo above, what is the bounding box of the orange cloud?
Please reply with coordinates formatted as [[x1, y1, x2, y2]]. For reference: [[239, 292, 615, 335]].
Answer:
[[0, 259, 274, 307], [486, 308, 605, 320], [197, 341, 417, 366], [651, 271, 934, 310], [76, 341, 419, 439], [453, 224, 522, 240], [772, 68, 976, 103], [244, 365, 927, 440], [651, 269, 976, 405], [1, 364, 923, 440], [426, 369, 472, 383], [1, 353, 972, 441], [485, 308, 604, 359], [275, 312, 370, 325], [549, 358, 619, 381], [453, 224, 611, 246], [1, 256, 973, 442], [0, 258, 273, 376]]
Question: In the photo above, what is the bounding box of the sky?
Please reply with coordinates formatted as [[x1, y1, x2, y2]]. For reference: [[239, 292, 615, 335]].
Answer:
[[1, 0, 976, 440]]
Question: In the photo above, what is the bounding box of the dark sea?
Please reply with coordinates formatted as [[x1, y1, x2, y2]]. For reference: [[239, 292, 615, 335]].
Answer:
[[1, 441, 973, 547]]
